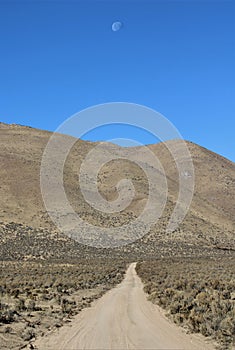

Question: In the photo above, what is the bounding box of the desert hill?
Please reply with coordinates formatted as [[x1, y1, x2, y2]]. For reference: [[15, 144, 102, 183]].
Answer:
[[0, 122, 234, 259]]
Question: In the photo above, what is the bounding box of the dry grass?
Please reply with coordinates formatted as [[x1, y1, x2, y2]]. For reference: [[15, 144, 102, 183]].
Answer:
[[136, 256, 235, 349]]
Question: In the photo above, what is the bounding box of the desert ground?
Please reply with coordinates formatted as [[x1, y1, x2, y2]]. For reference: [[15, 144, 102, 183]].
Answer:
[[0, 122, 234, 349]]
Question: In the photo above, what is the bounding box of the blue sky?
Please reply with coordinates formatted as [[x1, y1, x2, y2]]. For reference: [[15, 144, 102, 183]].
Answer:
[[0, 0, 234, 161]]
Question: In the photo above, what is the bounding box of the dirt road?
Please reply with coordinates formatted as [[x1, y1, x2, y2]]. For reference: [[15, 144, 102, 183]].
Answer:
[[35, 263, 215, 349]]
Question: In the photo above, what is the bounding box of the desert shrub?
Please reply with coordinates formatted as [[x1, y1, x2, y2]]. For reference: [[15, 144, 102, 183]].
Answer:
[[0, 309, 16, 324], [26, 300, 37, 311], [21, 327, 35, 341], [15, 298, 26, 312]]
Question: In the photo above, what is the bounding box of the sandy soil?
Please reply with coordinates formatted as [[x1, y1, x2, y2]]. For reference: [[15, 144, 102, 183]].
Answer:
[[34, 263, 215, 350]]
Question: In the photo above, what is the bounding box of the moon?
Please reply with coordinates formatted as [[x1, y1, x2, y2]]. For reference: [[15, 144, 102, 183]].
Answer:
[[112, 21, 122, 32]]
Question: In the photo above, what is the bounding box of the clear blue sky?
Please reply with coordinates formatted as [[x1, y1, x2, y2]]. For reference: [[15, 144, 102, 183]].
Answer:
[[0, 0, 234, 161]]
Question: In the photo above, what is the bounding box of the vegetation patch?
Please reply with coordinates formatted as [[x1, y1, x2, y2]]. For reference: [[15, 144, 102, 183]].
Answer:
[[0, 259, 127, 349], [136, 256, 235, 349]]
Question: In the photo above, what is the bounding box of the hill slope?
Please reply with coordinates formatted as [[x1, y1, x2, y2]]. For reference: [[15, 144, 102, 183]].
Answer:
[[0, 122, 234, 258]]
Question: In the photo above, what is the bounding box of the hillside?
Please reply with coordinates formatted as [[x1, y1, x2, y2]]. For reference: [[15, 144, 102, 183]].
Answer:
[[0, 122, 234, 259]]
